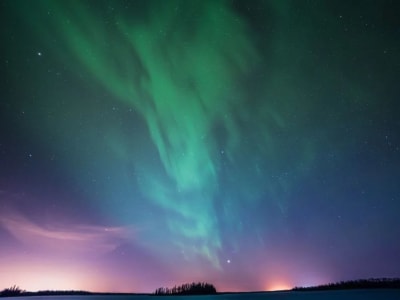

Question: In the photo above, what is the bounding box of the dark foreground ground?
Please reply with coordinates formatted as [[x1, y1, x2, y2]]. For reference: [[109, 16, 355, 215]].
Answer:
[[3, 290, 400, 300]]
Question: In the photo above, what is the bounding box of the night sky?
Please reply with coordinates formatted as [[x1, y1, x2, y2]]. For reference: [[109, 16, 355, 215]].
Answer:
[[1, 0, 399, 293]]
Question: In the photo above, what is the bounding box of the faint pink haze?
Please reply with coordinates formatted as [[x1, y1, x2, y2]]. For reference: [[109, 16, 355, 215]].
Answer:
[[0, 211, 138, 292], [0, 257, 104, 292]]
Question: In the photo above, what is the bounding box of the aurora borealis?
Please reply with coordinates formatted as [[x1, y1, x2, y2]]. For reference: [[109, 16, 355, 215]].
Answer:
[[1, 0, 399, 293]]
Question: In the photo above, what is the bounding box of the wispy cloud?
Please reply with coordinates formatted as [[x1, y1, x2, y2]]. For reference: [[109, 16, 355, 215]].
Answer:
[[0, 211, 134, 255]]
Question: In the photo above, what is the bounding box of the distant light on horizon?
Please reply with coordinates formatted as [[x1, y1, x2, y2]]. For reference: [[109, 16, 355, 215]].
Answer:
[[264, 279, 293, 292], [0, 259, 94, 292]]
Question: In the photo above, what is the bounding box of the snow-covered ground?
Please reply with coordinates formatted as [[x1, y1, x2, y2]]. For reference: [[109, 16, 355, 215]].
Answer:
[[10, 289, 400, 300]]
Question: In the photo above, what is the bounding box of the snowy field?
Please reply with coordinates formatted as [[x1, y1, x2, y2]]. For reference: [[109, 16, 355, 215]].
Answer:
[[10, 290, 400, 300]]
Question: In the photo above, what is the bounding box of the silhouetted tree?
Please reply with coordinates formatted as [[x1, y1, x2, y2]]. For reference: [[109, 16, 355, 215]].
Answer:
[[0, 285, 25, 297]]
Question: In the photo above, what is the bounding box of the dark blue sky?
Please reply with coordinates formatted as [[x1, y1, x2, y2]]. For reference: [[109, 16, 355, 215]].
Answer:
[[1, 0, 399, 293]]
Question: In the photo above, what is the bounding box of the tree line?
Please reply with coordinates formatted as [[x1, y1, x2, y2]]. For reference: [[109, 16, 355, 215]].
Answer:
[[0, 285, 92, 297], [293, 278, 400, 291], [154, 282, 217, 295]]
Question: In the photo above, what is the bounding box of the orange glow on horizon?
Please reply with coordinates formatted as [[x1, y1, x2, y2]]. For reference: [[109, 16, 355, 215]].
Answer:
[[265, 281, 292, 291]]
